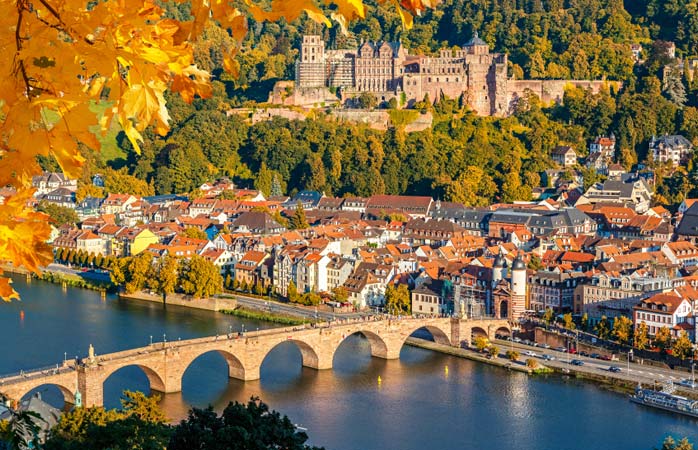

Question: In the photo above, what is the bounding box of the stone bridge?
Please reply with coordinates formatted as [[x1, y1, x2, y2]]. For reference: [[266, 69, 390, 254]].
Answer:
[[0, 317, 510, 407]]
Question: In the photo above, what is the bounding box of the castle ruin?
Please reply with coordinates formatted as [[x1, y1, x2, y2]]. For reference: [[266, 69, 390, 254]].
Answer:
[[281, 33, 617, 116]]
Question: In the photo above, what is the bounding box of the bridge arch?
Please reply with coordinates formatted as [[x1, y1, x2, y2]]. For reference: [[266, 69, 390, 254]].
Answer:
[[405, 324, 452, 346], [495, 325, 511, 337], [102, 363, 166, 394], [332, 329, 391, 361], [260, 338, 328, 372], [471, 326, 489, 341], [17, 383, 76, 408], [182, 349, 248, 381]]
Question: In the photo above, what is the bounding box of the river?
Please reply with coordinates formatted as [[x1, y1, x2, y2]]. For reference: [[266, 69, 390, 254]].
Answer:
[[0, 276, 696, 450]]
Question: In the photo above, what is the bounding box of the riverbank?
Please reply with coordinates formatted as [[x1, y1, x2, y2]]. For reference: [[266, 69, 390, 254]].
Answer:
[[402, 337, 693, 399], [220, 307, 316, 326], [118, 290, 234, 311], [405, 337, 535, 374], [2, 264, 112, 292]]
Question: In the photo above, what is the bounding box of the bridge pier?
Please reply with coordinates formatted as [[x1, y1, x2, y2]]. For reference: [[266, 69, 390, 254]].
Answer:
[[78, 367, 103, 408]]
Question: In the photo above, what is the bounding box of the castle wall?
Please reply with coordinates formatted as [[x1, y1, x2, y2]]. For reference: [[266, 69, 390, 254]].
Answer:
[[506, 80, 620, 114]]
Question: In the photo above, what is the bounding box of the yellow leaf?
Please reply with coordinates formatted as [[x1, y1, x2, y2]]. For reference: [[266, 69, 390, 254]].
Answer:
[[328, 0, 366, 20], [397, 6, 413, 29], [0, 275, 19, 302], [223, 52, 240, 77]]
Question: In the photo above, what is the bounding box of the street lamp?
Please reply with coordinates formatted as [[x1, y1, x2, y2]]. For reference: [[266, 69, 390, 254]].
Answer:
[[64, 352, 67, 364], [627, 349, 633, 373]]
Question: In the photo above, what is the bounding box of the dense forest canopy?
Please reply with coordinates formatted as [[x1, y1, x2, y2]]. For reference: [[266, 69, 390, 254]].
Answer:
[[68, 0, 698, 209]]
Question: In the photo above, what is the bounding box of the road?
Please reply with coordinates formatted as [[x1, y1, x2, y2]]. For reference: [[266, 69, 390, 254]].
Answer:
[[45, 263, 112, 282], [228, 294, 376, 321], [493, 339, 696, 390]]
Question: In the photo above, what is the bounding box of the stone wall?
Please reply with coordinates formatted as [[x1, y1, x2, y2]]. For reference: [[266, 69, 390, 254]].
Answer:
[[506, 80, 622, 113], [119, 291, 236, 312]]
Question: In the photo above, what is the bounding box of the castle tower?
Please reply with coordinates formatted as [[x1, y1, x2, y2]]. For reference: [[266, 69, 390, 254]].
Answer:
[[296, 35, 326, 88], [463, 31, 489, 56], [510, 253, 527, 321], [492, 253, 507, 285]]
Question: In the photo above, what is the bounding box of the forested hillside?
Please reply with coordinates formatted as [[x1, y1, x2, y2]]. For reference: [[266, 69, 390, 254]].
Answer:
[[58, 0, 698, 209]]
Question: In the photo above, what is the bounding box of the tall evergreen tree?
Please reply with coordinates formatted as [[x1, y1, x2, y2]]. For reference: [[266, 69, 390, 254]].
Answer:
[[664, 67, 687, 106], [288, 201, 309, 230], [270, 174, 283, 197]]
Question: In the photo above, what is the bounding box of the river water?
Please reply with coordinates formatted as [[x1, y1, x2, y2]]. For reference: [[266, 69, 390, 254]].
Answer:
[[0, 276, 696, 450]]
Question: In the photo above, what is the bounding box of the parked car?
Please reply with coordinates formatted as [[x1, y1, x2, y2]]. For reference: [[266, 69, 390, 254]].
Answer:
[[579, 351, 589, 357], [571, 359, 584, 366], [599, 354, 612, 361], [541, 343, 551, 349], [524, 350, 537, 357], [568, 348, 577, 354], [555, 346, 567, 352], [542, 354, 555, 361], [513, 337, 522, 343], [590, 353, 600, 359], [608, 366, 621, 373]]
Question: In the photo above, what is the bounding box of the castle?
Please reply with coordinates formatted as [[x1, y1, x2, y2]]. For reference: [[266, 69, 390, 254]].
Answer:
[[285, 33, 616, 116]]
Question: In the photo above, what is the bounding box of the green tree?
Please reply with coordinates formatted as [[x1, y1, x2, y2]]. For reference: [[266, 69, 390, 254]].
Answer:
[[179, 255, 223, 299], [270, 174, 284, 197], [595, 316, 611, 340], [287, 280, 299, 303], [488, 345, 499, 358], [526, 358, 538, 369], [122, 253, 154, 294], [562, 313, 576, 330], [542, 308, 554, 327], [385, 284, 411, 315], [183, 227, 208, 240], [151, 256, 179, 303], [527, 255, 543, 270], [506, 350, 520, 361], [581, 313, 589, 332], [300, 292, 321, 306], [655, 326, 672, 352], [634, 322, 649, 350], [109, 258, 127, 286], [612, 316, 633, 345], [474, 336, 489, 352], [356, 92, 377, 109], [332, 286, 349, 303], [288, 201, 309, 230], [673, 331, 693, 360], [36, 201, 79, 226], [254, 162, 274, 197], [168, 397, 323, 450], [45, 391, 170, 450], [663, 67, 687, 107], [103, 167, 154, 197], [656, 436, 695, 450]]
